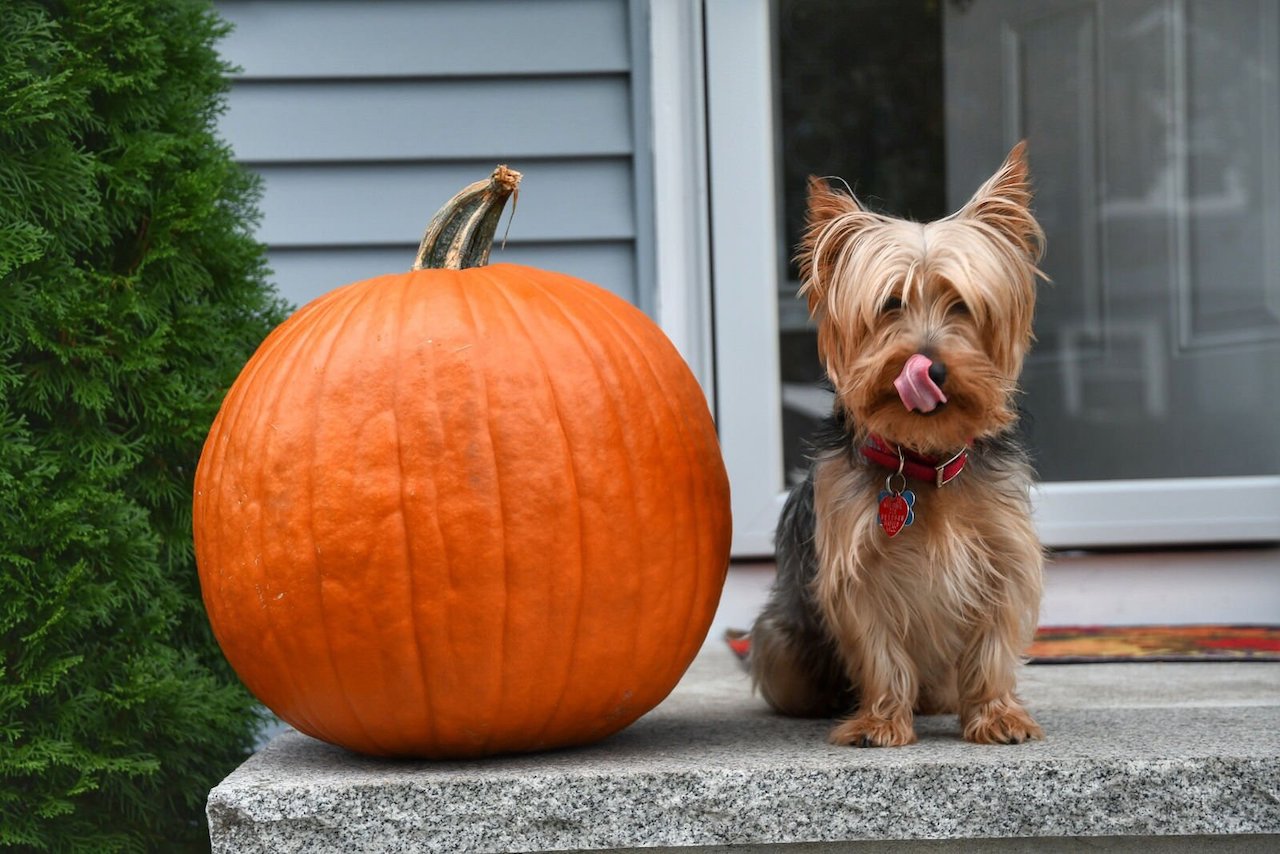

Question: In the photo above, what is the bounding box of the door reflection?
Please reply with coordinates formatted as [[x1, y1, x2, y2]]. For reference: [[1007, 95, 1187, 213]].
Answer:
[[777, 0, 946, 483]]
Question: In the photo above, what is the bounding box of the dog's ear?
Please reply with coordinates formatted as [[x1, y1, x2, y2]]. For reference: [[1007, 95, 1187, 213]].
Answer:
[[805, 175, 863, 226], [798, 177, 865, 313], [958, 141, 1044, 261]]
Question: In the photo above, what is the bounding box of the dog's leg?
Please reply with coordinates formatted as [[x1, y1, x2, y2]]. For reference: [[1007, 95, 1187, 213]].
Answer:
[[809, 457, 918, 748], [750, 611, 848, 718], [752, 469, 853, 718], [957, 633, 1042, 744], [825, 604, 920, 747], [957, 534, 1044, 745]]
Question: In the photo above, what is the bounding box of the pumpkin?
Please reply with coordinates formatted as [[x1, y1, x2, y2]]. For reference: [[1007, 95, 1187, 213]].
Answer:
[[193, 166, 732, 758]]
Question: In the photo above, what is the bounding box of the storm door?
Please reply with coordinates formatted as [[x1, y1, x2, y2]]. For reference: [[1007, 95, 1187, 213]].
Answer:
[[705, 0, 1280, 555]]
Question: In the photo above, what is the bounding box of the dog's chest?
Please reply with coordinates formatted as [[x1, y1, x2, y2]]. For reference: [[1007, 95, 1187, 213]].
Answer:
[[813, 459, 1004, 607], [885, 480, 1008, 570]]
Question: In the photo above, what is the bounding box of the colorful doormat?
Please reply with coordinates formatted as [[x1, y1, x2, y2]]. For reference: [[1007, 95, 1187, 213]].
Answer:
[[1025, 625, 1280, 663], [725, 625, 1280, 664]]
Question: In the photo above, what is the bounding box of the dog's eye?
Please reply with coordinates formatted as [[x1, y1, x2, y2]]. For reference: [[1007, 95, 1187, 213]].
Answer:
[[948, 300, 970, 317], [881, 296, 904, 314]]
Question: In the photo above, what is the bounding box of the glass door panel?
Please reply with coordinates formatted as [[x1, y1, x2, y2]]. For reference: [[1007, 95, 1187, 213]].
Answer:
[[945, 0, 1280, 481], [775, 0, 1280, 486], [776, 0, 948, 482]]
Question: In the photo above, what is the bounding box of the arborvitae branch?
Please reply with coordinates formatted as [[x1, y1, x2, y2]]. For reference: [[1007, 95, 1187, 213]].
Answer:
[[0, 1, 288, 848]]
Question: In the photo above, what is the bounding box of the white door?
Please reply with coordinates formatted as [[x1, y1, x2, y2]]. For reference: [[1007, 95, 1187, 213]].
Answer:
[[705, 0, 1280, 556]]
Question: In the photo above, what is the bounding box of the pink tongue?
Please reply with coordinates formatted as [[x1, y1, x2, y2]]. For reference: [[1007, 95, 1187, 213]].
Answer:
[[894, 354, 947, 413]]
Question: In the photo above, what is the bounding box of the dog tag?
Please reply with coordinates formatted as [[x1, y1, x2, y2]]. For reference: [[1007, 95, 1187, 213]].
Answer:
[[877, 489, 916, 537]]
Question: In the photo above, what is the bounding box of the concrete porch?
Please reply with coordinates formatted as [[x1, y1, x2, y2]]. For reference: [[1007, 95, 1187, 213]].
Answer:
[[208, 639, 1280, 852]]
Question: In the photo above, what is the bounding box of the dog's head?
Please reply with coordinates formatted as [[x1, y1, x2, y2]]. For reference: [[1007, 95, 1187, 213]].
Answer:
[[798, 142, 1045, 453]]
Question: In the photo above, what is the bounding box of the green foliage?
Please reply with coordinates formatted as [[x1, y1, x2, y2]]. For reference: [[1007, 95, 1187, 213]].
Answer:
[[0, 1, 289, 849]]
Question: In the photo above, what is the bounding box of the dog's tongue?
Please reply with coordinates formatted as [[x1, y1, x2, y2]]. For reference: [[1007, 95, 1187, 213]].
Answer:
[[894, 354, 947, 413]]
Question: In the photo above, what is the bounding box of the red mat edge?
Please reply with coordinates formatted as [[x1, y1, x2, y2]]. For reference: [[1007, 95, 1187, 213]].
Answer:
[[723, 625, 1280, 665]]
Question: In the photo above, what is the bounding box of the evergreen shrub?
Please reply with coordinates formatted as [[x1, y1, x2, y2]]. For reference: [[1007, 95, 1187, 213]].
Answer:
[[0, 1, 289, 849]]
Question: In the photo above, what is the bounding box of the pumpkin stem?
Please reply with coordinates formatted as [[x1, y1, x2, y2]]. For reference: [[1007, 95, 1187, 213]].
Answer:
[[412, 165, 523, 271]]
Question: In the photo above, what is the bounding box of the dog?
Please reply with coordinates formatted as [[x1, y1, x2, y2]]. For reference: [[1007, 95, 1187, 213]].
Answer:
[[750, 142, 1047, 747]]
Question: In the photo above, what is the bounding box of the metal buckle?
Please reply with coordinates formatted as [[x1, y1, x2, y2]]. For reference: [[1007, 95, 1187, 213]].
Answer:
[[935, 447, 967, 488]]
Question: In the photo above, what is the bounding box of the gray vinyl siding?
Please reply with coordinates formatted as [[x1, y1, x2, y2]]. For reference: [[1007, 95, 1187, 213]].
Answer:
[[215, 0, 652, 311]]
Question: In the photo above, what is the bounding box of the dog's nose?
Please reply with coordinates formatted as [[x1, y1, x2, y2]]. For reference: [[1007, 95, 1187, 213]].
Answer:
[[927, 359, 947, 388]]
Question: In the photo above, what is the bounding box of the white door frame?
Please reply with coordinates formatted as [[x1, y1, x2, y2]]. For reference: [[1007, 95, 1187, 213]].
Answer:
[[653, 0, 1280, 557], [702, 0, 787, 556], [648, 0, 787, 556]]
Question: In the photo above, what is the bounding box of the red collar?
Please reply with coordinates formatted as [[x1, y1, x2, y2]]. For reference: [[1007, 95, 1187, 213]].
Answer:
[[860, 435, 969, 488]]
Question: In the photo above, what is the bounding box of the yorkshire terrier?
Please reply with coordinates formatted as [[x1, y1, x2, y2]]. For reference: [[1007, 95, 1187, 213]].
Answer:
[[751, 142, 1047, 747]]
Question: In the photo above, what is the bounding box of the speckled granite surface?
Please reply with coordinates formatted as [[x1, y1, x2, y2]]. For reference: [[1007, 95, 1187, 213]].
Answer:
[[208, 645, 1280, 853]]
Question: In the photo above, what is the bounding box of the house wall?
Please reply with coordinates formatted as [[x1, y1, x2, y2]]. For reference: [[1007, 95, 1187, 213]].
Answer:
[[215, 0, 654, 312]]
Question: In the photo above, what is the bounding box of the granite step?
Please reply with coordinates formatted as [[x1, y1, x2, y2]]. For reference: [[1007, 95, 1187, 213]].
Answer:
[[207, 643, 1280, 853]]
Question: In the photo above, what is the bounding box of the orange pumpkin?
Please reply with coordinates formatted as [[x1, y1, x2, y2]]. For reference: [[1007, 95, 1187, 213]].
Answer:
[[193, 167, 732, 758]]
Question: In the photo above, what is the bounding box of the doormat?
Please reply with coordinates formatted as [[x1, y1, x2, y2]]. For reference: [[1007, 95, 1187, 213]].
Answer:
[[724, 625, 1280, 664], [1025, 625, 1280, 663]]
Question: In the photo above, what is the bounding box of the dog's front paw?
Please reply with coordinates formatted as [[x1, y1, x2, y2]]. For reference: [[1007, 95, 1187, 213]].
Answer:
[[828, 713, 916, 748], [962, 699, 1044, 745]]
